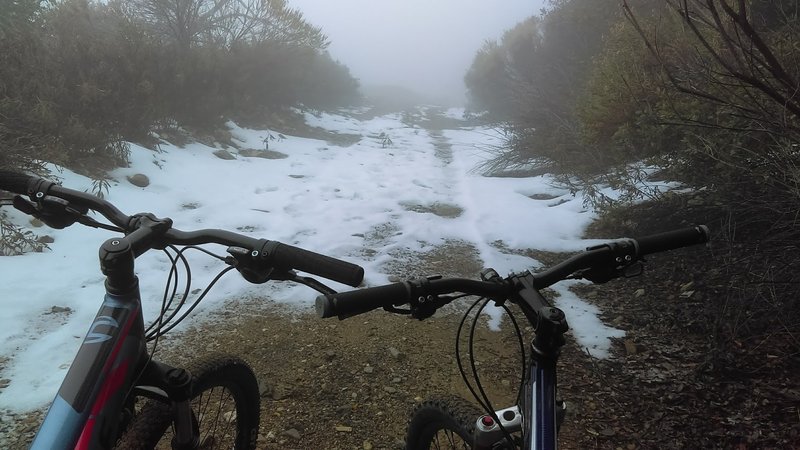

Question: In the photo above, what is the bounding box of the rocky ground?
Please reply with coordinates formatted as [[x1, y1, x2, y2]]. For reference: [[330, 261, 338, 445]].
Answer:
[[5, 223, 799, 449]]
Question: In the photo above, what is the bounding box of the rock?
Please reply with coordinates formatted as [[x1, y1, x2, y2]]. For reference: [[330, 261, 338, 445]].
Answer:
[[335, 425, 353, 432], [363, 440, 374, 450], [383, 386, 397, 394], [634, 288, 646, 298], [624, 339, 638, 355], [281, 428, 301, 440], [363, 365, 374, 374], [127, 173, 150, 187], [680, 281, 695, 292], [213, 150, 236, 160], [37, 235, 55, 244], [388, 347, 404, 360], [48, 306, 72, 314]]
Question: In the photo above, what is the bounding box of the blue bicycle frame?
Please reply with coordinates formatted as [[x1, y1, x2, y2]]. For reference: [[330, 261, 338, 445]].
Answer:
[[31, 281, 149, 449]]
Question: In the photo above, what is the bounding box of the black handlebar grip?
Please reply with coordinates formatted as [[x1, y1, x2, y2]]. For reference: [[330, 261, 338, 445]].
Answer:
[[635, 225, 710, 256], [316, 282, 411, 319], [262, 241, 364, 287], [0, 171, 40, 195]]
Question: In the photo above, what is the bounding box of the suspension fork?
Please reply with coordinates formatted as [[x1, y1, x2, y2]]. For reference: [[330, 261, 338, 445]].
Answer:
[[132, 360, 199, 449]]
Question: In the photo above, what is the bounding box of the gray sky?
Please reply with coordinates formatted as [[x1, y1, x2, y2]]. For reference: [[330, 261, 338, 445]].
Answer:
[[286, 0, 543, 105]]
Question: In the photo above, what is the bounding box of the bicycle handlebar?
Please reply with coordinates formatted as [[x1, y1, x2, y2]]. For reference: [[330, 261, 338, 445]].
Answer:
[[0, 170, 37, 195], [316, 225, 710, 319], [0, 171, 365, 287]]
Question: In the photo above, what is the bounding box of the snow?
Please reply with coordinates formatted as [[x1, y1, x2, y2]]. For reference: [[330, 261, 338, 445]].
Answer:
[[0, 108, 626, 412]]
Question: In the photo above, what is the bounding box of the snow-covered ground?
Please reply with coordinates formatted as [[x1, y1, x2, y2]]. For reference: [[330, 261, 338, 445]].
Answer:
[[0, 108, 630, 412]]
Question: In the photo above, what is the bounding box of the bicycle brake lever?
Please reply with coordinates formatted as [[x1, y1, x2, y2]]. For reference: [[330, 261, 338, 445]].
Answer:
[[383, 306, 411, 315], [291, 274, 337, 296], [13, 195, 87, 229], [578, 260, 644, 283], [410, 294, 456, 320]]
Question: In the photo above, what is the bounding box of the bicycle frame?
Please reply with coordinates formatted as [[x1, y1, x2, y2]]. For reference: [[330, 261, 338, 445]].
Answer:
[[30, 235, 193, 450], [31, 281, 149, 449], [472, 339, 561, 450]]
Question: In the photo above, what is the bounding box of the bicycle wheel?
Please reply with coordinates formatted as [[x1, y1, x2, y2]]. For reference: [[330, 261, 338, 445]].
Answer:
[[114, 354, 260, 450], [405, 395, 483, 450]]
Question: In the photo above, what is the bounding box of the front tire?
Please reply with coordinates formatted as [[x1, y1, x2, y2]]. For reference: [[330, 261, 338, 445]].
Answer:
[[115, 354, 260, 450], [405, 396, 482, 450]]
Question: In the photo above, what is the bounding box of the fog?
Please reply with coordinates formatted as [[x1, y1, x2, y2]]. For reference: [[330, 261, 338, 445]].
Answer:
[[287, 0, 543, 106]]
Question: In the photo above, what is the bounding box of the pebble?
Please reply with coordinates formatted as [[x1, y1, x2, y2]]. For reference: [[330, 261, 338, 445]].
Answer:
[[281, 428, 301, 440], [388, 347, 404, 359], [335, 425, 353, 432], [363, 365, 374, 374]]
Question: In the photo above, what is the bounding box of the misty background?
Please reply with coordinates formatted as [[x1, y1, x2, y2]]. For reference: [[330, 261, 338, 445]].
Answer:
[[287, 0, 542, 105], [1, 1, 800, 446]]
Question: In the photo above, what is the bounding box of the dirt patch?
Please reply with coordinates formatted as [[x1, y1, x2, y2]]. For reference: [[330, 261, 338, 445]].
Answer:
[[239, 149, 289, 159], [400, 201, 463, 219]]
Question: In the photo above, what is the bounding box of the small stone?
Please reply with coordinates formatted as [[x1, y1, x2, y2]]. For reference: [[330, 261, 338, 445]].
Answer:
[[624, 340, 638, 355], [0, 379, 10, 389], [335, 425, 353, 432], [363, 365, 374, 374], [383, 386, 397, 394], [363, 440, 374, 450], [601, 427, 615, 437], [634, 288, 646, 298], [127, 173, 150, 187], [37, 235, 55, 244], [388, 347, 404, 360], [48, 306, 72, 314], [281, 428, 301, 440]]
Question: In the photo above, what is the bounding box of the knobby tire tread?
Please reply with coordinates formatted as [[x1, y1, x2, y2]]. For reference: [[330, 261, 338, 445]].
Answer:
[[405, 395, 483, 450], [114, 354, 260, 450]]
